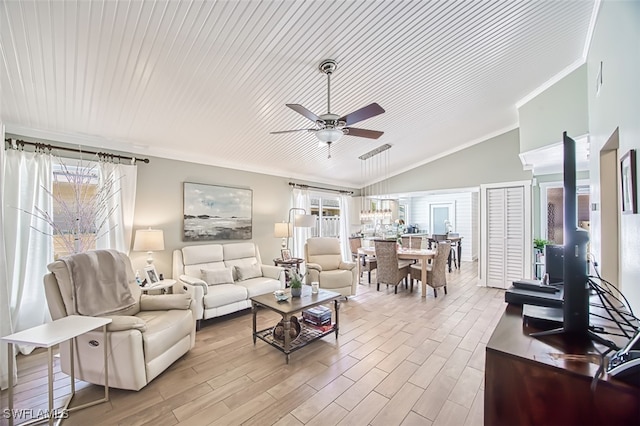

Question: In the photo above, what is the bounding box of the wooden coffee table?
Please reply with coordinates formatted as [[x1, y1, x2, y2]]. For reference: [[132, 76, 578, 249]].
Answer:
[[251, 286, 341, 363]]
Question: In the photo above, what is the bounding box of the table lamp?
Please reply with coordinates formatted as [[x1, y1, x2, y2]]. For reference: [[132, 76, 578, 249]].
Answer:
[[133, 228, 165, 265], [274, 222, 292, 248]]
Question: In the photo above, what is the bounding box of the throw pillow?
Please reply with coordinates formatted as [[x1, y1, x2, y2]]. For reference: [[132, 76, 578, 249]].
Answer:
[[201, 268, 234, 286], [235, 263, 262, 281]]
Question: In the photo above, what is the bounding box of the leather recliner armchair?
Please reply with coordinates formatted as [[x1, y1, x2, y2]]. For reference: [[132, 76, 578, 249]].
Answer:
[[304, 237, 357, 298], [44, 250, 196, 391]]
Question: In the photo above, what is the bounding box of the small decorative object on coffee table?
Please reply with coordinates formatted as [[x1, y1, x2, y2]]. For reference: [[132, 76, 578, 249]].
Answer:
[[288, 269, 304, 297]]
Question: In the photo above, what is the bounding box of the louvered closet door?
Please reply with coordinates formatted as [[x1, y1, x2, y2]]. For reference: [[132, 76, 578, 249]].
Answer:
[[486, 186, 525, 288]]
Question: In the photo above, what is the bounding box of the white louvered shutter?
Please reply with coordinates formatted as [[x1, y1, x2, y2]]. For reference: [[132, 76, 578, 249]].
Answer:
[[485, 186, 525, 289]]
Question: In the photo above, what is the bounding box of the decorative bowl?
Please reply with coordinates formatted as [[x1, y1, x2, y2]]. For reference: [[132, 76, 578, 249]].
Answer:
[[274, 290, 289, 302]]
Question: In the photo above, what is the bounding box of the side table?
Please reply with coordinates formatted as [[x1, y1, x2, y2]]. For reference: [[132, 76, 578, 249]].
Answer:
[[140, 278, 176, 294], [273, 258, 304, 287], [1, 315, 112, 426]]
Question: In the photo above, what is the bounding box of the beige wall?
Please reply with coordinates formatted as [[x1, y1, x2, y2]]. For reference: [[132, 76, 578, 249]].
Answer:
[[132, 156, 356, 277], [373, 128, 532, 195], [518, 64, 589, 152], [587, 0, 640, 311]]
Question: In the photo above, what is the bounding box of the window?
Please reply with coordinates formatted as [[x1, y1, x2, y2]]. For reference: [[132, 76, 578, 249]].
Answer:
[[309, 195, 340, 237], [52, 160, 100, 258]]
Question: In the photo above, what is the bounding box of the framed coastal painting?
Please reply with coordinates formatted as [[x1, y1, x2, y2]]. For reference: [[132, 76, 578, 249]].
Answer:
[[183, 182, 252, 241]]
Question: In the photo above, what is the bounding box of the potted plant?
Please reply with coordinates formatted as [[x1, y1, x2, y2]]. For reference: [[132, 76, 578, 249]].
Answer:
[[288, 269, 304, 297], [533, 238, 552, 251]]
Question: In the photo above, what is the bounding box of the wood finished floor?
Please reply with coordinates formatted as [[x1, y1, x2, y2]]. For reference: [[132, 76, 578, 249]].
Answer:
[[1, 261, 508, 426]]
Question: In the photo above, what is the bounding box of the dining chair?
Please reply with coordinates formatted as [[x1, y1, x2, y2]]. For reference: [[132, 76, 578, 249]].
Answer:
[[410, 241, 450, 297], [447, 233, 459, 269], [431, 233, 455, 270], [401, 236, 422, 249], [349, 236, 377, 283], [373, 239, 412, 293]]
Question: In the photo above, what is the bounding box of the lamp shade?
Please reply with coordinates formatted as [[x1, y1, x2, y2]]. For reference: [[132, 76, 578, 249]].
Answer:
[[274, 222, 292, 238], [295, 214, 316, 228], [316, 128, 343, 144], [133, 229, 165, 252]]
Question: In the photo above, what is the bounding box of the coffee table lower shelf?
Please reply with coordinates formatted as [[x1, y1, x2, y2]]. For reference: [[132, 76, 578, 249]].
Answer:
[[255, 323, 336, 358]]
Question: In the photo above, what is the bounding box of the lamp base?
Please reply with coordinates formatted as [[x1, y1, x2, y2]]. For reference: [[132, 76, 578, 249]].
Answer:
[[146, 252, 154, 265]]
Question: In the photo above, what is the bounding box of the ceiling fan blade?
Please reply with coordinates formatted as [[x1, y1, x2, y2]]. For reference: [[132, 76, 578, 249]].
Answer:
[[286, 104, 321, 123], [270, 128, 314, 134], [339, 103, 385, 126], [344, 127, 384, 139]]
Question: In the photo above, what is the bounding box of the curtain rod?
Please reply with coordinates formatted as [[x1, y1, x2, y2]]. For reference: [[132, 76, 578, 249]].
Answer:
[[289, 182, 353, 195], [4, 138, 150, 164]]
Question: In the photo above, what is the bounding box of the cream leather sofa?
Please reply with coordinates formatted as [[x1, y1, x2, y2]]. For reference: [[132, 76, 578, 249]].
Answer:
[[173, 242, 285, 328], [44, 250, 196, 391], [305, 237, 358, 298]]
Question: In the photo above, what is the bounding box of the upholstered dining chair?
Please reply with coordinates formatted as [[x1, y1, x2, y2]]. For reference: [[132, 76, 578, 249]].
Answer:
[[410, 241, 450, 297], [349, 236, 377, 283], [373, 239, 412, 294], [401, 236, 423, 249], [431, 233, 455, 270]]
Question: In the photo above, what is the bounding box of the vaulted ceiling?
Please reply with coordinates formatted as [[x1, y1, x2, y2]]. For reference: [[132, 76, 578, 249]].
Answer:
[[1, 0, 596, 187]]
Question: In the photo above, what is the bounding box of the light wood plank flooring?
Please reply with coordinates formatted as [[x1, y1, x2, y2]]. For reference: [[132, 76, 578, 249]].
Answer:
[[1, 261, 508, 425]]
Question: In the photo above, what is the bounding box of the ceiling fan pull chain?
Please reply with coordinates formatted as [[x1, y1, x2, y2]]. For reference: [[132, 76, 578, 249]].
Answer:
[[327, 142, 332, 159]]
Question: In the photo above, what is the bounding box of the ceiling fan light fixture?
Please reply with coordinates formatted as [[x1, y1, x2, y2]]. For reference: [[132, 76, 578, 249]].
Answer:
[[316, 128, 343, 144]]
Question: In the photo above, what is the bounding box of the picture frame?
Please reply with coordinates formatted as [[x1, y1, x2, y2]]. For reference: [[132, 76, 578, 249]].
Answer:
[[620, 149, 637, 214], [144, 265, 160, 285], [281, 249, 292, 261], [183, 182, 253, 241]]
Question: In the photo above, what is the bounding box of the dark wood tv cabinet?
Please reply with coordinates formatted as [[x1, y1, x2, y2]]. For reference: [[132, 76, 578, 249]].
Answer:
[[485, 304, 639, 426]]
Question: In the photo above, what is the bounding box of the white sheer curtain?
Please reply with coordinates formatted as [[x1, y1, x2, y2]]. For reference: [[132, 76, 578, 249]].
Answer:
[[2, 149, 53, 358], [95, 162, 137, 253], [339, 195, 352, 261], [291, 188, 311, 260], [0, 135, 16, 390]]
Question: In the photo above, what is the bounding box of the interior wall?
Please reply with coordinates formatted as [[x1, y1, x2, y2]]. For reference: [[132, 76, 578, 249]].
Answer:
[[378, 128, 532, 194], [518, 64, 589, 152], [409, 192, 477, 261], [133, 156, 356, 277], [587, 0, 640, 311]]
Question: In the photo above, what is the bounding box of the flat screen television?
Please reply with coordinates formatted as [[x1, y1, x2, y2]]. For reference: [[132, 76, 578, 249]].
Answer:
[[532, 132, 612, 348], [561, 131, 590, 334]]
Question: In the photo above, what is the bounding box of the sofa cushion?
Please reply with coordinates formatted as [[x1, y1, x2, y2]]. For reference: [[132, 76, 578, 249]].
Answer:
[[235, 277, 282, 298], [182, 244, 224, 265], [235, 263, 262, 281], [201, 267, 234, 285], [202, 284, 248, 309]]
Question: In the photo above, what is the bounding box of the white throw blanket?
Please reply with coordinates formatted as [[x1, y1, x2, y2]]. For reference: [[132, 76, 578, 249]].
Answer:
[[61, 250, 136, 316]]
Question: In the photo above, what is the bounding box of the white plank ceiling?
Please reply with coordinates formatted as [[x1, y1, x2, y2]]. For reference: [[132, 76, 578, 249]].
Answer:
[[1, 0, 596, 188]]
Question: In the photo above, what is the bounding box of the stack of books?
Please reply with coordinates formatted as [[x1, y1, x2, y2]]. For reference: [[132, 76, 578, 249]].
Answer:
[[302, 305, 331, 327]]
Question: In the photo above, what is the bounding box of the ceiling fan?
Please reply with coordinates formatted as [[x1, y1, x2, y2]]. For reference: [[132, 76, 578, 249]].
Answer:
[[271, 59, 385, 158]]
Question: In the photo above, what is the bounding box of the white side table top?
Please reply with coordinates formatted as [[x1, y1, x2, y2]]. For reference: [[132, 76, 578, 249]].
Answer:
[[1, 315, 112, 347], [141, 278, 176, 292]]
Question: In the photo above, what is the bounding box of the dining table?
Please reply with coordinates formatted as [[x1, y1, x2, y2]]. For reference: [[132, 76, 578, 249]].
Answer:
[[357, 246, 436, 298]]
